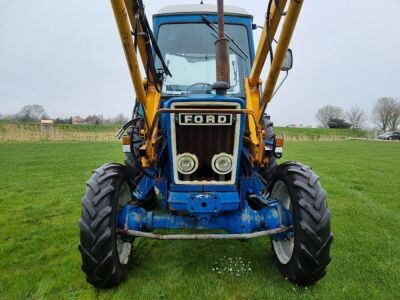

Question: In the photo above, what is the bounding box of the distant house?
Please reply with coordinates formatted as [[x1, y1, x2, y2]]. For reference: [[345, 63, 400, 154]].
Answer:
[[84, 115, 103, 125], [72, 116, 84, 125], [40, 119, 53, 133], [287, 124, 304, 128]]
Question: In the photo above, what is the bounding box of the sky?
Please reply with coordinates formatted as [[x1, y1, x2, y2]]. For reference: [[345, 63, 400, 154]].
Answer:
[[0, 0, 399, 126]]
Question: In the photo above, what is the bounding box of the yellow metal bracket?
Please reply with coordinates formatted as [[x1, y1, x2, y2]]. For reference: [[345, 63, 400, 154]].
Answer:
[[111, 0, 162, 166], [245, 0, 303, 165]]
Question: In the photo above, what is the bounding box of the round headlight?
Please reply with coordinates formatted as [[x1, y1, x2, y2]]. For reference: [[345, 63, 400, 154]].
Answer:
[[176, 153, 198, 175], [212, 153, 233, 175]]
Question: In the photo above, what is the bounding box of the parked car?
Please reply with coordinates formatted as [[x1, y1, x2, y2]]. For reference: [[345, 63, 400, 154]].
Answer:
[[378, 131, 400, 140]]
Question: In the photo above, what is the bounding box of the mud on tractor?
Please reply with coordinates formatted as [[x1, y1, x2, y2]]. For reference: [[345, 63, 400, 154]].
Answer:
[[79, 0, 332, 288]]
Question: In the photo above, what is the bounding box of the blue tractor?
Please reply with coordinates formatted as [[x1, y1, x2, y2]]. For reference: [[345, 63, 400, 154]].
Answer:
[[79, 0, 332, 288]]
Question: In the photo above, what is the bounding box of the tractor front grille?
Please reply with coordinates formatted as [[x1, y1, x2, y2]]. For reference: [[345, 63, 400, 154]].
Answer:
[[171, 103, 240, 184]]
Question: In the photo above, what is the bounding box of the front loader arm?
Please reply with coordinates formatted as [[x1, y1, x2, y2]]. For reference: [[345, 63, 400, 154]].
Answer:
[[111, 0, 163, 166], [245, 0, 304, 165]]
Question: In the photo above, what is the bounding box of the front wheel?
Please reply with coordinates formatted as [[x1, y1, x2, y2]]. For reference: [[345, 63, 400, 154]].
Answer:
[[269, 162, 333, 285], [79, 163, 134, 288]]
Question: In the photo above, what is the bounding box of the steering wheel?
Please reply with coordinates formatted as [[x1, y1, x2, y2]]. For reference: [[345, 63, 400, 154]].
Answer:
[[185, 82, 212, 94]]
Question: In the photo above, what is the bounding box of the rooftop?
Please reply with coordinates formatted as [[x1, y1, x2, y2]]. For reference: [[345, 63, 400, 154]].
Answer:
[[154, 4, 252, 18]]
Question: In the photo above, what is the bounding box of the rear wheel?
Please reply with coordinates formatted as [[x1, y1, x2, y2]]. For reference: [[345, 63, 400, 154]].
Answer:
[[79, 163, 134, 288], [269, 162, 333, 285], [260, 116, 278, 182]]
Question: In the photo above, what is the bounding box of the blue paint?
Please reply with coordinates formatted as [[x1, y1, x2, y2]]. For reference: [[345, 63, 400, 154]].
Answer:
[[117, 9, 294, 240], [118, 200, 289, 235], [168, 191, 239, 215], [132, 169, 156, 201]]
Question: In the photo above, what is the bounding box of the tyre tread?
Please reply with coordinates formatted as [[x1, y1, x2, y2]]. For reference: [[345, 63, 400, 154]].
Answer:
[[79, 163, 131, 288], [271, 162, 333, 285]]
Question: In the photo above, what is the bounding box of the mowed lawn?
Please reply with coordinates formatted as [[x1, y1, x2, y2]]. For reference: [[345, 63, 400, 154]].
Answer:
[[0, 141, 399, 299]]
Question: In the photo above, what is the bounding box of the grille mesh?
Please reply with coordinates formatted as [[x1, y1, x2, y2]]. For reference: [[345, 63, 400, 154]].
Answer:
[[174, 105, 237, 181]]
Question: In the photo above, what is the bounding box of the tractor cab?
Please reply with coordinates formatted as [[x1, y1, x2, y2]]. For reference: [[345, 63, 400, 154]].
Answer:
[[153, 4, 255, 98]]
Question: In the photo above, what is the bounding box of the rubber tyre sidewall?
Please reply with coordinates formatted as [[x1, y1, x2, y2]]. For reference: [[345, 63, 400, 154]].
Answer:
[[269, 162, 332, 285], [80, 164, 134, 288]]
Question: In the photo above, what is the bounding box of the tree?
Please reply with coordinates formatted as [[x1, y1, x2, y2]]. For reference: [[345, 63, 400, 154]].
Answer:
[[112, 113, 128, 125], [17, 105, 48, 122], [316, 105, 344, 128], [372, 97, 399, 131], [84, 115, 103, 125], [388, 101, 400, 131], [345, 106, 366, 129]]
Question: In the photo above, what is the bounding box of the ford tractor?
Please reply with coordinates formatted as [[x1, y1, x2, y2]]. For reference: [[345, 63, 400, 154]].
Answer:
[[79, 0, 333, 288]]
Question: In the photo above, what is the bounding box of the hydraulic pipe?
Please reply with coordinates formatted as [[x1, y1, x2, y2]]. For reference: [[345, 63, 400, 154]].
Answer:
[[260, 0, 304, 122], [110, 0, 148, 126], [248, 0, 287, 87], [215, 0, 230, 89]]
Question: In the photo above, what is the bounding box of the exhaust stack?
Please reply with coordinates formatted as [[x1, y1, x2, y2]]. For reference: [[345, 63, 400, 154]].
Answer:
[[212, 0, 230, 95]]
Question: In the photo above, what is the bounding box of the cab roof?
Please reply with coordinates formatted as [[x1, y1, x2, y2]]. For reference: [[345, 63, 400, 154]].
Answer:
[[154, 4, 252, 18]]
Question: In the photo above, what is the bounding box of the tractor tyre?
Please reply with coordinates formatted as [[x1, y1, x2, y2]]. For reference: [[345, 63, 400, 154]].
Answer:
[[79, 163, 134, 288], [269, 162, 333, 285], [260, 116, 278, 182], [124, 117, 158, 211], [124, 117, 144, 173]]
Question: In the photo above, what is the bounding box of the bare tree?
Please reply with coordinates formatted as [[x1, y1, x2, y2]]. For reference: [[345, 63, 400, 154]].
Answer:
[[316, 105, 344, 128], [345, 106, 366, 129], [388, 101, 400, 131], [372, 97, 398, 131], [112, 113, 128, 125], [17, 105, 48, 122]]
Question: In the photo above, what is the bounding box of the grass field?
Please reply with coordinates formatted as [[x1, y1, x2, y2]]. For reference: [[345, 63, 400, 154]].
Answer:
[[0, 121, 370, 142], [274, 127, 368, 140], [0, 140, 399, 299], [0, 122, 120, 142]]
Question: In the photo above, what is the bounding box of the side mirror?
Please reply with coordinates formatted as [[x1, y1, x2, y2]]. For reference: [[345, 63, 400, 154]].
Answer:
[[281, 49, 293, 71]]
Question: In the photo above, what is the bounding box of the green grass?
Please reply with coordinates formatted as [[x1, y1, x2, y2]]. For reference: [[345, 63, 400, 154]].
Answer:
[[0, 141, 399, 299], [55, 124, 120, 132]]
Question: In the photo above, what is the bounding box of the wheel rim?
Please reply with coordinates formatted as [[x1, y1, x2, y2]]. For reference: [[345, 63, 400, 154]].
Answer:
[[116, 182, 132, 265], [271, 180, 294, 265]]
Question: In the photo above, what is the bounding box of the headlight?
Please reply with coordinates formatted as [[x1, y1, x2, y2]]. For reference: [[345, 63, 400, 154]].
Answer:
[[212, 153, 233, 175], [176, 153, 198, 175]]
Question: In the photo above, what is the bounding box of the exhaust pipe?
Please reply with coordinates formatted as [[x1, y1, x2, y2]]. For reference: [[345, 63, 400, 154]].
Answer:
[[212, 0, 230, 95]]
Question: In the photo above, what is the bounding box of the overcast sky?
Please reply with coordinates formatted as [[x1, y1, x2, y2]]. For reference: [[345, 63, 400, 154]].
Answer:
[[1, 0, 399, 126]]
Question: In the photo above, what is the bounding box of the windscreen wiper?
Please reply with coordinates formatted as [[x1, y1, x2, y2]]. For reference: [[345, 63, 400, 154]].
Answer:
[[201, 15, 248, 60], [209, 32, 247, 61]]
